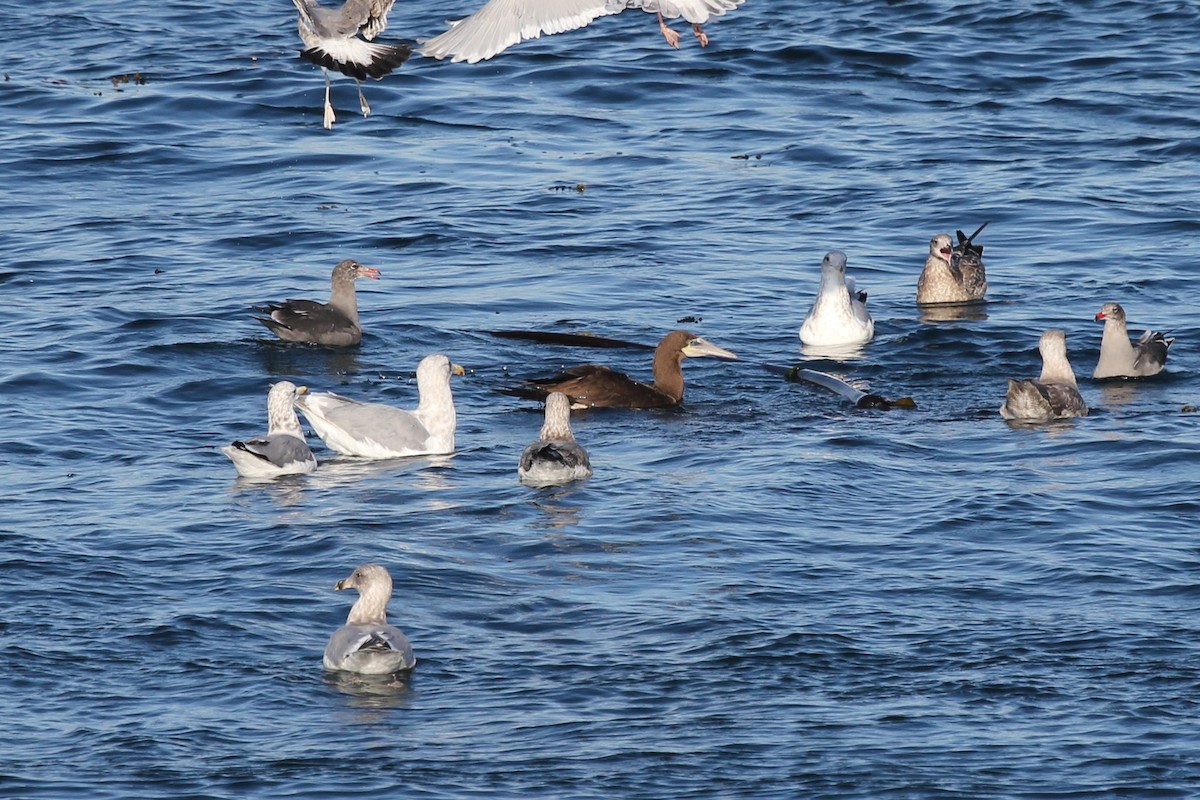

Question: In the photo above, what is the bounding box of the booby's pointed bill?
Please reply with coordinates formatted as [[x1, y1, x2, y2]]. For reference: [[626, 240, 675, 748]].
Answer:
[[487, 330, 656, 350], [680, 336, 738, 360], [763, 363, 917, 411]]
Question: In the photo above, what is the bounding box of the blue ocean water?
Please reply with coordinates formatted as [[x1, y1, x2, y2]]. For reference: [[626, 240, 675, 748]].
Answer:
[[2, 0, 1199, 797]]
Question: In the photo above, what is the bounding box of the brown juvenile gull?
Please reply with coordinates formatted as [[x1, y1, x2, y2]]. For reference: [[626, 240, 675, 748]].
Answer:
[[1000, 329, 1088, 422], [323, 564, 415, 674], [518, 392, 593, 486], [506, 330, 737, 409], [292, 0, 414, 129], [1092, 301, 1173, 379], [253, 259, 380, 347], [418, 0, 746, 64], [916, 223, 988, 305], [296, 354, 465, 458], [221, 382, 318, 478]]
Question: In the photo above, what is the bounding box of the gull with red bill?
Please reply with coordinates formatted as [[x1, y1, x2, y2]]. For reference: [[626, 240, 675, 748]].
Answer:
[[252, 258, 381, 347]]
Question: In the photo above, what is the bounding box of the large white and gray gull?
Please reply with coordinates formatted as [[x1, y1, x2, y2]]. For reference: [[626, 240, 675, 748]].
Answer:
[[221, 382, 318, 478], [418, 0, 746, 64], [295, 354, 465, 458], [518, 392, 593, 486], [916, 223, 988, 305], [1000, 329, 1088, 422], [323, 564, 416, 674], [292, 0, 413, 129], [799, 251, 874, 347], [1092, 302, 1173, 379], [253, 258, 380, 347]]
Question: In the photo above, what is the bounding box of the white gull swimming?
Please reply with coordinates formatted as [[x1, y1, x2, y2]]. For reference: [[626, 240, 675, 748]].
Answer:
[[221, 382, 318, 478], [799, 250, 874, 348], [295, 354, 464, 458]]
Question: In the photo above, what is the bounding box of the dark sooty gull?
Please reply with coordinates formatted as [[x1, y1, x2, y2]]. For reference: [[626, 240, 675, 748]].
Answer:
[[505, 330, 738, 409], [323, 564, 415, 675], [292, 0, 413, 129], [1093, 302, 1173, 379], [1000, 329, 1089, 423], [518, 392, 593, 486], [221, 381, 318, 478], [418, 0, 747, 64], [295, 354, 465, 458], [252, 258, 380, 347]]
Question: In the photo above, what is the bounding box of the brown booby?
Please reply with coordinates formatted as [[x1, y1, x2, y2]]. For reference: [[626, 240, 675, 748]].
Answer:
[[507, 330, 737, 409]]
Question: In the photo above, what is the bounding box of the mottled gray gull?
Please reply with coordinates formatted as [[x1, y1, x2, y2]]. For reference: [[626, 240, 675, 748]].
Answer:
[[518, 392, 593, 486], [323, 563, 415, 674], [799, 251, 874, 347], [418, 0, 747, 64], [292, 0, 414, 129], [253, 258, 380, 347], [295, 354, 465, 458], [221, 381, 318, 477], [916, 224, 988, 305], [1000, 329, 1088, 422], [1092, 302, 1173, 379], [504, 330, 737, 409]]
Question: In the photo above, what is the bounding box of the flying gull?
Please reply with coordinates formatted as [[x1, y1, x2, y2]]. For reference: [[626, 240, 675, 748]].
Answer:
[[292, 0, 413, 129], [418, 0, 747, 64]]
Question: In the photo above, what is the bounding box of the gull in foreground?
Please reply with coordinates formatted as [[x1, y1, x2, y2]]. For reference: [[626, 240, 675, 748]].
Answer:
[[419, 0, 747, 64], [324, 564, 415, 674], [292, 0, 413, 129], [1000, 329, 1088, 422], [296, 354, 465, 458], [221, 382, 318, 478], [518, 392, 593, 486]]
